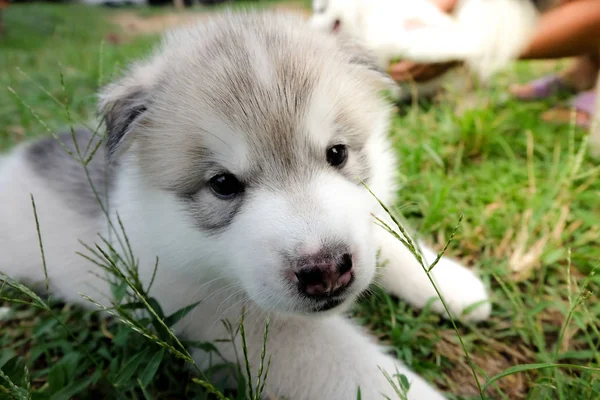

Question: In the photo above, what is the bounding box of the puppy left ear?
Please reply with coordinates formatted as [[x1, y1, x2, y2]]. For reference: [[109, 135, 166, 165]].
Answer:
[[98, 60, 161, 161]]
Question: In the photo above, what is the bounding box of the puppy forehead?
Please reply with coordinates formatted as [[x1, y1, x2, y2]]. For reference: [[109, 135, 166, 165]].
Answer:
[[152, 21, 373, 170]]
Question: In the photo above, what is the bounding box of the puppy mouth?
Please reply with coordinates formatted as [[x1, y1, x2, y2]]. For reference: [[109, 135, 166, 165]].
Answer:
[[307, 274, 355, 313], [311, 297, 345, 312]]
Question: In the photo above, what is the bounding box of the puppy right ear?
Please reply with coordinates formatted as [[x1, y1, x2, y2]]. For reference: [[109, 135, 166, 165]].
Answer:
[[337, 38, 386, 76], [98, 61, 160, 161], [336, 38, 397, 92]]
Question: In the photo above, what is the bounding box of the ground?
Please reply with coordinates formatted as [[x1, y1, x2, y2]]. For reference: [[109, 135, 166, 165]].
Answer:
[[1, 2, 599, 400]]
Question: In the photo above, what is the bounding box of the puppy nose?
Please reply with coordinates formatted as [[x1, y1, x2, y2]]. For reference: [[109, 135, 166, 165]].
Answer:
[[295, 253, 353, 297]]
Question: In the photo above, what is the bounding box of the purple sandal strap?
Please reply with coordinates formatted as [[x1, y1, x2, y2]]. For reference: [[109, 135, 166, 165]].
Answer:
[[515, 75, 570, 100], [570, 91, 597, 115]]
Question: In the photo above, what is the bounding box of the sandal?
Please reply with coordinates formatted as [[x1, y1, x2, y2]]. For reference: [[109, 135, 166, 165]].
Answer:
[[509, 74, 574, 101], [541, 90, 596, 128]]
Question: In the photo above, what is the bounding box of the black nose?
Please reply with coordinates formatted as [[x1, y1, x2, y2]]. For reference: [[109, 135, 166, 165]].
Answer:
[[295, 253, 354, 298]]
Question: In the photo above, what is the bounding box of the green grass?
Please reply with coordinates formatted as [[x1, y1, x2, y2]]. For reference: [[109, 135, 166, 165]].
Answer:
[[1, 3, 600, 400]]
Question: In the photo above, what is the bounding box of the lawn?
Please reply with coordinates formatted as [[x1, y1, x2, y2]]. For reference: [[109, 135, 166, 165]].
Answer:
[[1, 2, 599, 400]]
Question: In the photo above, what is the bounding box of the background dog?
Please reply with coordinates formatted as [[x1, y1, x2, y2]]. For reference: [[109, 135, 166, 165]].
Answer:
[[309, 0, 560, 101]]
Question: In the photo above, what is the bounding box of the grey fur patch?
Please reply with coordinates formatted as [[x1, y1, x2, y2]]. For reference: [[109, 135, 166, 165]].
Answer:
[[181, 190, 245, 234], [173, 154, 246, 234], [26, 128, 112, 218]]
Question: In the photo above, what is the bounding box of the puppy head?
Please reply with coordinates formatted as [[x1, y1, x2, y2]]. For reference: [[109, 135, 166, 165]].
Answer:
[[309, 0, 364, 38], [99, 11, 393, 316]]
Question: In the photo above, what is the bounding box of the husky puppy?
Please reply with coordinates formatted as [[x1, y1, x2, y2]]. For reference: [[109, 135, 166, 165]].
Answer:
[[309, 0, 558, 100], [0, 12, 491, 400]]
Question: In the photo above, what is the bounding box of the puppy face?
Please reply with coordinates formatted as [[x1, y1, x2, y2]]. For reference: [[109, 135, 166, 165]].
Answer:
[[100, 12, 392, 316], [309, 0, 363, 39]]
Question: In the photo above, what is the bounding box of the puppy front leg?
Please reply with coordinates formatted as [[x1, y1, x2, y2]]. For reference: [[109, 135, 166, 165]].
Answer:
[[372, 216, 491, 322], [193, 313, 447, 400]]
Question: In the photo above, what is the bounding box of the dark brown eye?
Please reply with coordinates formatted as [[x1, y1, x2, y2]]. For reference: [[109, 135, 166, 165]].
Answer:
[[326, 144, 348, 168], [332, 19, 341, 32], [209, 173, 243, 199]]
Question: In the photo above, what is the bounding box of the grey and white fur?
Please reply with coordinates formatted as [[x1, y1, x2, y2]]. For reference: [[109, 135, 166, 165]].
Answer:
[[0, 12, 491, 400]]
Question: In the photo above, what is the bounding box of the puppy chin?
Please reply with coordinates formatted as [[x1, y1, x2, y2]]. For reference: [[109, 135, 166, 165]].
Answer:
[[280, 299, 355, 318], [291, 288, 365, 317], [306, 295, 359, 317]]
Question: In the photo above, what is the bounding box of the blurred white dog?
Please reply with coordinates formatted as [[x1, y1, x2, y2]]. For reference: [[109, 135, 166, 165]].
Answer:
[[310, 0, 558, 100]]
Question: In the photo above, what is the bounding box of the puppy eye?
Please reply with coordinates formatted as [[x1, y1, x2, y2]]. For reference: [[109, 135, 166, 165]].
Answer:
[[332, 19, 341, 32], [326, 144, 348, 168], [209, 173, 244, 199]]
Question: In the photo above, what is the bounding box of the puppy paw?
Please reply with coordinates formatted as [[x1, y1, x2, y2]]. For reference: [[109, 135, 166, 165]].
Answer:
[[428, 255, 491, 322]]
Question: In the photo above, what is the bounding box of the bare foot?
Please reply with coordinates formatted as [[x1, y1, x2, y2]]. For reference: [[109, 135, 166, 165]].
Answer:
[[541, 108, 591, 127], [510, 53, 599, 100], [541, 90, 596, 128], [509, 75, 573, 100]]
